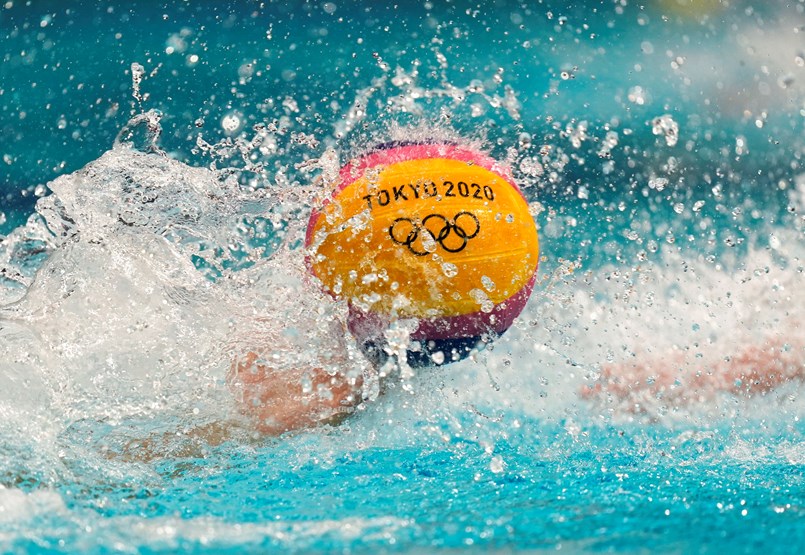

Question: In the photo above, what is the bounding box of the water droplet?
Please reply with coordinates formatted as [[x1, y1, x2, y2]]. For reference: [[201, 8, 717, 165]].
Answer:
[[130, 62, 145, 104], [519, 156, 544, 177], [651, 114, 679, 147], [528, 201, 545, 216], [565, 120, 588, 148], [115, 110, 163, 152], [628, 86, 648, 105], [421, 231, 437, 253], [559, 66, 577, 80], [481, 275, 496, 292], [735, 135, 748, 155], [778, 74, 795, 89], [221, 112, 243, 135], [470, 289, 495, 313], [441, 262, 458, 278]]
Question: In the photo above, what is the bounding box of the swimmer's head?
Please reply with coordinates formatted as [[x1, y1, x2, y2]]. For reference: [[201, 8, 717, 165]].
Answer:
[[306, 141, 539, 366]]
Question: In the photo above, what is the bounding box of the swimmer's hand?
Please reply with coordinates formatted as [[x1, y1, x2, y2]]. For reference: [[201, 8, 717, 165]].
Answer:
[[228, 352, 363, 435], [581, 339, 804, 412]]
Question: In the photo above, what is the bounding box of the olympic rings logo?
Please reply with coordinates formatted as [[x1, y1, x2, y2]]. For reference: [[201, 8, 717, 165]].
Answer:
[[389, 212, 480, 256]]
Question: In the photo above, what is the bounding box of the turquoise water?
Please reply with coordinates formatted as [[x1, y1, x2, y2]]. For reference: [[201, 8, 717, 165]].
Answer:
[[1, 1, 804, 553], [8, 422, 805, 553]]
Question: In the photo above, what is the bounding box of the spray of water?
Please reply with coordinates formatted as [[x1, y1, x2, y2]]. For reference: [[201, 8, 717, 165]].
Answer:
[[0, 54, 802, 491]]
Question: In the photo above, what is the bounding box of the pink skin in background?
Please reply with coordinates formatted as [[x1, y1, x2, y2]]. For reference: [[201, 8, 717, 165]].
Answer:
[[228, 350, 362, 435], [582, 332, 805, 411]]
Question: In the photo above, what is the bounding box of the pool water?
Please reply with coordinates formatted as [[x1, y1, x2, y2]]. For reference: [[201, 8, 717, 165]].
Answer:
[[1, 1, 804, 553], [8, 422, 805, 553]]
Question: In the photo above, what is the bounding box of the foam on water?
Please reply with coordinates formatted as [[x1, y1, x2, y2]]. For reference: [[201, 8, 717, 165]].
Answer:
[[0, 130, 371, 480]]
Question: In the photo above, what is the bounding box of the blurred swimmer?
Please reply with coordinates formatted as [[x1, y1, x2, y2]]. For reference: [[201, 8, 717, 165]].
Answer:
[[582, 329, 805, 411]]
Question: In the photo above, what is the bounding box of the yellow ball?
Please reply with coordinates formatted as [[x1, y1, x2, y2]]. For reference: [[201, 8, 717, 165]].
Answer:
[[306, 142, 539, 365]]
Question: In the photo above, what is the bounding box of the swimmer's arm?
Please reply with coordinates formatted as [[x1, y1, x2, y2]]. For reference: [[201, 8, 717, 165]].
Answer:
[[110, 353, 363, 462], [582, 338, 804, 408], [228, 351, 363, 435], [706, 339, 804, 395]]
